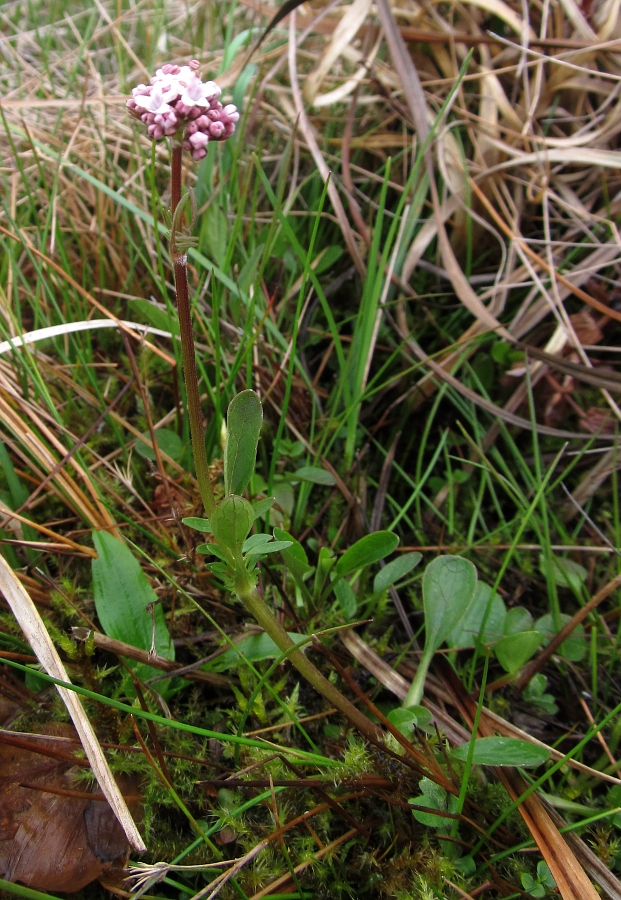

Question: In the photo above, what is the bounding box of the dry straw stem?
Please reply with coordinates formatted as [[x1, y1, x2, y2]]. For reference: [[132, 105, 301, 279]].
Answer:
[[280, 0, 621, 451], [0, 552, 146, 852]]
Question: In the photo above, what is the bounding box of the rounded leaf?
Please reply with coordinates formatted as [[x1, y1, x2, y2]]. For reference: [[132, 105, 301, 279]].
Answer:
[[423, 556, 478, 649], [211, 495, 255, 554], [503, 606, 533, 635], [494, 631, 543, 673], [448, 582, 506, 649], [535, 613, 586, 662], [135, 428, 184, 461]]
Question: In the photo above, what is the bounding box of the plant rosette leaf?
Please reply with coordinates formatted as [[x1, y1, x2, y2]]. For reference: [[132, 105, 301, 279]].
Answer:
[[224, 390, 263, 497], [409, 777, 454, 830], [539, 553, 587, 591], [494, 631, 543, 673], [403, 555, 478, 708], [373, 552, 422, 593], [448, 582, 506, 649], [274, 528, 313, 582], [451, 736, 550, 767], [503, 606, 534, 635], [535, 612, 586, 662], [91, 532, 174, 694], [289, 466, 336, 486], [387, 705, 433, 736], [335, 531, 399, 578], [423, 556, 478, 649], [135, 428, 184, 461], [332, 577, 357, 620]]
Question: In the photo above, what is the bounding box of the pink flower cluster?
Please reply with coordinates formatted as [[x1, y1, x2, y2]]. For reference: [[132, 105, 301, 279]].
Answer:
[[127, 60, 239, 160]]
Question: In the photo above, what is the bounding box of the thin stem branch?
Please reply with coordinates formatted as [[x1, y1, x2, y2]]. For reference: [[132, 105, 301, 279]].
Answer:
[[170, 145, 215, 517]]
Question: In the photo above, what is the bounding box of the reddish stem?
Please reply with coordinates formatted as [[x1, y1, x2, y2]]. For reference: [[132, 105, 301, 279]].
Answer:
[[171, 145, 215, 516]]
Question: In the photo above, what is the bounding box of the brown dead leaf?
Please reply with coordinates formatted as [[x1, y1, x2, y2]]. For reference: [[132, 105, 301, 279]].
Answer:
[[578, 406, 616, 434], [0, 724, 140, 892], [569, 310, 603, 346]]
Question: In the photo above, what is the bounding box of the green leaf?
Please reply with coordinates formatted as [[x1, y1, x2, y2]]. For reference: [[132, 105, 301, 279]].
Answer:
[[313, 546, 336, 600], [503, 606, 533, 635], [494, 631, 543, 673], [274, 528, 312, 581], [537, 861, 556, 889], [451, 737, 550, 767], [388, 707, 417, 736], [211, 496, 255, 556], [182, 516, 212, 533], [333, 577, 357, 620], [243, 533, 275, 553], [373, 552, 422, 593], [448, 582, 506, 649], [238, 245, 264, 295], [456, 856, 476, 877], [224, 391, 263, 497], [423, 556, 478, 651], [410, 778, 448, 828], [539, 554, 587, 591], [388, 705, 433, 736], [129, 299, 179, 335], [202, 203, 228, 267], [252, 497, 275, 520], [523, 673, 558, 715], [535, 613, 586, 662], [92, 531, 174, 661], [335, 531, 399, 578], [314, 245, 343, 275], [209, 631, 308, 671], [246, 540, 293, 558], [522, 873, 545, 898], [196, 542, 229, 560], [291, 466, 336, 486], [135, 428, 184, 461]]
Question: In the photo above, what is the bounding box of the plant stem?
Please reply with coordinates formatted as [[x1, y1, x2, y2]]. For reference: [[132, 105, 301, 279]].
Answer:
[[236, 574, 380, 742], [403, 647, 432, 709], [170, 145, 215, 517]]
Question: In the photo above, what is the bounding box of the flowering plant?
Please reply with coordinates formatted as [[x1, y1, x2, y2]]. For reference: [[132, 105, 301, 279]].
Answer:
[[127, 60, 239, 159], [126, 62, 379, 749]]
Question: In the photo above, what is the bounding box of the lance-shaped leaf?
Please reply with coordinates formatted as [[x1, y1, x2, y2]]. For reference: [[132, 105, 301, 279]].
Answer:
[[335, 531, 399, 578], [224, 390, 263, 496]]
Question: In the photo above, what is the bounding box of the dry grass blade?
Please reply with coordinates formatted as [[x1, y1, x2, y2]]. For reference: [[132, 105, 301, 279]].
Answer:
[[288, 11, 366, 278], [0, 553, 146, 852]]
